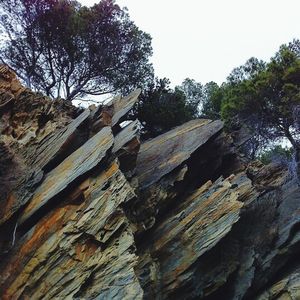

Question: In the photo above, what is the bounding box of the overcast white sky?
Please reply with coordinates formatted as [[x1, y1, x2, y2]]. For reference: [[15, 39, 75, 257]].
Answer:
[[80, 0, 300, 86]]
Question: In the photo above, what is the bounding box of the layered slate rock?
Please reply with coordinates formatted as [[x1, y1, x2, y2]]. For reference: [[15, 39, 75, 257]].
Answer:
[[0, 67, 143, 299], [90, 89, 141, 133], [136, 119, 223, 188], [0, 66, 140, 226], [1, 161, 142, 299], [137, 175, 248, 299], [129, 119, 227, 233], [1, 66, 300, 300], [257, 268, 300, 300], [27, 108, 91, 172], [111, 89, 141, 127], [0, 66, 83, 224], [113, 119, 141, 176], [19, 126, 114, 226]]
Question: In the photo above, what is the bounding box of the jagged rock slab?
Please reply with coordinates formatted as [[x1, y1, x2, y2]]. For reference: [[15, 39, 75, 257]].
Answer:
[[18, 126, 114, 226], [0, 161, 142, 299], [0, 140, 23, 203], [244, 178, 300, 299], [27, 108, 90, 171], [90, 89, 140, 134], [2, 65, 300, 300], [111, 89, 141, 127], [257, 267, 300, 300], [137, 173, 255, 299], [136, 119, 223, 188], [151, 175, 246, 257], [113, 120, 140, 154], [0, 65, 80, 151], [113, 120, 140, 175], [0, 65, 25, 99], [1, 91, 79, 147]]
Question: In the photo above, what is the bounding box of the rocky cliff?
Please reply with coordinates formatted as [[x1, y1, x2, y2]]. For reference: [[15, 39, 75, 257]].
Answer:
[[0, 65, 300, 300]]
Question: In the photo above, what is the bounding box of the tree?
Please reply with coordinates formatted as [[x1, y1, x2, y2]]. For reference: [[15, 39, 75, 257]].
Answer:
[[0, 0, 153, 100], [134, 78, 199, 139], [259, 145, 293, 165], [221, 40, 300, 169], [222, 43, 300, 143], [201, 81, 223, 119], [176, 78, 202, 117], [226, 57, 266, 85]]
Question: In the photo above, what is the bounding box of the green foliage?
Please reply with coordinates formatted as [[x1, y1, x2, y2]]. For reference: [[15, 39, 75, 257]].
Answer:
[[175, 78, 202, 117], [259, 145, 293, 165], [201, 81, 223, 119], [0, 0, 153, 100], [226, 57, 266, 84], [134, 78, 198, 138], [220, 40, 300, 156]]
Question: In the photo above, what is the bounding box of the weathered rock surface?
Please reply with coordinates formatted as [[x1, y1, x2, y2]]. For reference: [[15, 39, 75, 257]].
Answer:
[[19, 126, 114, 226], [136, 119, 223, 188], [1, 66, 300, 300]]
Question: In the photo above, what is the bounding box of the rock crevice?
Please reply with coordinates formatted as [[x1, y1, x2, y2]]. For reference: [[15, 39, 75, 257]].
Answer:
[[0, 66, 300, 300]]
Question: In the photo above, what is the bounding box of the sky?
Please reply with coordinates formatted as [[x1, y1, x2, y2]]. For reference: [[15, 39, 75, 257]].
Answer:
[[80, 0, 300, 87]]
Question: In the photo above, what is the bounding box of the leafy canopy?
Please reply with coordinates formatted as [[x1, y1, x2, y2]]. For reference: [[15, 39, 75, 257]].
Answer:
[[0, 0, 154, 100], [134, 78, 200, 139], [259, 145, 293, 165], [221, 40, 300, 153]]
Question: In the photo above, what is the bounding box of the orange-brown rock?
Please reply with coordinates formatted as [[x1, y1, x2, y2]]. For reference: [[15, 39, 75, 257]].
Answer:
[[0, 65, 25, 98], [1, 66, 300, 300]]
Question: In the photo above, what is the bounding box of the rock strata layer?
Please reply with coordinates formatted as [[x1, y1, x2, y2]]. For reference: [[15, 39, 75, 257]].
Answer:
[[1, 66, 300, 300]]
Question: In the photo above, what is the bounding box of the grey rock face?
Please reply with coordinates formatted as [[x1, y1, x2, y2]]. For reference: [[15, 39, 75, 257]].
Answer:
[[1, 66, 300, 300]]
